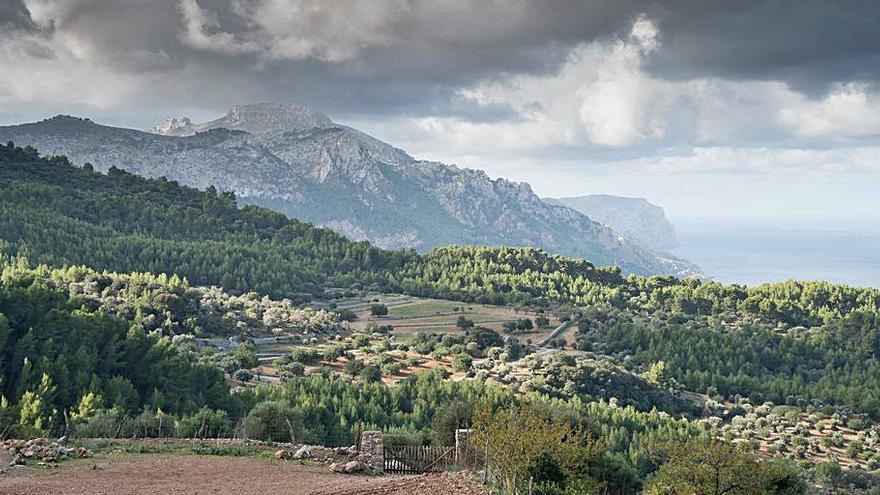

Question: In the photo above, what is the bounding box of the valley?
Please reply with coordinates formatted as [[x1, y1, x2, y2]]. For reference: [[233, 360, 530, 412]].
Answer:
[[3, 2, 878, 493], [1, 142, 879, 494]]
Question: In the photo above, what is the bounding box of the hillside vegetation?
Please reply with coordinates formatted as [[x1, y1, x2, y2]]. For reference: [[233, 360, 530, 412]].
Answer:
[[2, 142, 878, 327], [3, 142, 880, 492], [0, 106, 699, 277]]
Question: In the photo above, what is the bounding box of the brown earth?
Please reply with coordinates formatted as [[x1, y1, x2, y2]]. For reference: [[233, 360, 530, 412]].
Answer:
[[315, 472, 486, 495], [0, 454, 485, 495]]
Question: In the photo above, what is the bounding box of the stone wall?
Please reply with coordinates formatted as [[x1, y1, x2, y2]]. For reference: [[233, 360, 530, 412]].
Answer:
[[358, 430, 384, 474]]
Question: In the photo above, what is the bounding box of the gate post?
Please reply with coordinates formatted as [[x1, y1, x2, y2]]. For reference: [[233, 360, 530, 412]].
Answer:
[[454, 428, 472, 467], [359, 430, 384, 474]]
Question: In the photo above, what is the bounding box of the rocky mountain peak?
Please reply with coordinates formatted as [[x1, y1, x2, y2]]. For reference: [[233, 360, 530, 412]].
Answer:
[[212, 103, 334, 134], [150, 117, 193, 136], [151, 103, 335, 137]]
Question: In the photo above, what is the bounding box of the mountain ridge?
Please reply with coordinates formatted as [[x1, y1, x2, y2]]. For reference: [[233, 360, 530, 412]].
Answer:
[[544, 194, 679, 251], [0, 105, 700, 277]]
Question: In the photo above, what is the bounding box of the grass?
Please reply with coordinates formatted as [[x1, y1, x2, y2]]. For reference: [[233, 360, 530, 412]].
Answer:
[[190, 444, 259, 457], [78, 439, 260, 458], [80, 439, 178, 455], [386, 299, 465, 318]]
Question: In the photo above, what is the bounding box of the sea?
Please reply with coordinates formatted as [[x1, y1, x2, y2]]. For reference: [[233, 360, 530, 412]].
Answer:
[[671, 219, 880, 289]]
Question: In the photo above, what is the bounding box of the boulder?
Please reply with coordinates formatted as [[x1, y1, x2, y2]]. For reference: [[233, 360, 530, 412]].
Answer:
[[274, 449, 290, 460], [292, 445, 312, 459], [342, 460, 362, 474], [1, 438, 91, 466]]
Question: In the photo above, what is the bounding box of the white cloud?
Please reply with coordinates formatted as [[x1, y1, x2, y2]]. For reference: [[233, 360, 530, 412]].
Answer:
[[378, 15, 680, 151], [178, 0, 260, 55], [233, 0, 405, 62], [614, 146, 880, 175], [360, 13, 880, 171], [22, 0, 82, 29], [0, 4, 177, 115], [0, 29, 138, 109], [778, 83, 880, 139], [576, 16, 664, 146]]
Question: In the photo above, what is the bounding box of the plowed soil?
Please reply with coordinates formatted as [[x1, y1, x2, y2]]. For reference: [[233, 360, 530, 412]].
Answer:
[[0, 454, 485, 495]]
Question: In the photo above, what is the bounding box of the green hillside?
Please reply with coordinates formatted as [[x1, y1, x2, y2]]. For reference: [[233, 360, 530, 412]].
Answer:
[[4, 143, 880, 491], [0, 142, 415, 299]]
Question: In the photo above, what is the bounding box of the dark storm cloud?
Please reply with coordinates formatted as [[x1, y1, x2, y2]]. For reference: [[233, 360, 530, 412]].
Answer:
[[0, 0, 32, 28], [643, 0, 880, 94], [2, 0, 879, 126]]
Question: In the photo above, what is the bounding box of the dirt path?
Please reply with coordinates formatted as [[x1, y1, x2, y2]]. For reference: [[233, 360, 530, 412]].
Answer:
[[315, 472, 486, 495], [0, 454, 463, 495]]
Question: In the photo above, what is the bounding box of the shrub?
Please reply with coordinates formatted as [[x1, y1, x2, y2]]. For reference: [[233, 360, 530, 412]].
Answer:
[[291, 348, 320, 363], [456, 316, 475, 329], [360, 364, 382, 383], [175, 408, 232, 438], [130, 409, 174, 438], [431, 401, 475, 445], [323, 345, 345, 361], [240, 401, 303, 443], [233, 369, 254, 382], [351, 333, 371, 348], [382, 362, 402, 376], [338, 309, 357, 322], [472, 402, 601, 493], [452, 354, 473, 372], [344, 359, 366, 376], [283, 362, 306, 376], [528, 452, 566, 486], [74, 408, 122, 438]]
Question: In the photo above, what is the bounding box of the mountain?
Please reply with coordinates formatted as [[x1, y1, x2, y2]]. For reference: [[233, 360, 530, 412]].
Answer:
[[0, 103, 699, 277], [544, 195, 678, 251]]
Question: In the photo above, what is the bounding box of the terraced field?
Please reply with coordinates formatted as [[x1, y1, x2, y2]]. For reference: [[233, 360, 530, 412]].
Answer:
[[347, 295, 561, 342]]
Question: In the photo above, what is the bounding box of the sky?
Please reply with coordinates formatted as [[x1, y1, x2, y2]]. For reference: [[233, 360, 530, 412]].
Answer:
[[1, 0, 879, 223]]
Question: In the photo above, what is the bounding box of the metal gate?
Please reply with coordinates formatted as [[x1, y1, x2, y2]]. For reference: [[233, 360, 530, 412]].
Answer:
[[383, 445, 456, 474]]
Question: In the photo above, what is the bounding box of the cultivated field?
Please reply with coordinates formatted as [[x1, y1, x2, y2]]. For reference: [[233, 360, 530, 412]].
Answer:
[[0, 444, 485, 495], [230, 294, 567, 387], [346, 295, 561, 341]]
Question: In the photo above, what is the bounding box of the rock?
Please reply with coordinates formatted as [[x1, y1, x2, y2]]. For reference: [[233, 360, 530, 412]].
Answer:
[[274, 449, 290, 460], [342, 460, 362, 474], [292, 445, 311, 459], [1, 437, 91, 466], [329, 462, 344, 473], [334, 446, 355, 455]]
